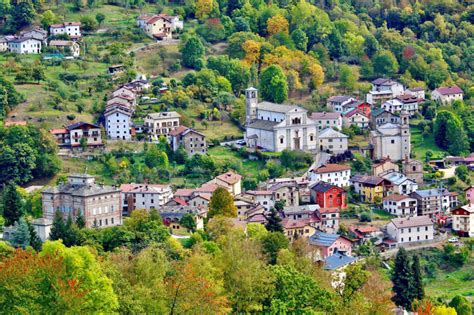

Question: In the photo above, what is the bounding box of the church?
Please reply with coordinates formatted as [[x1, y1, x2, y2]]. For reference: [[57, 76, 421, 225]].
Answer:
[[369, 111, 411, 161], [244, 87, 318, 152]]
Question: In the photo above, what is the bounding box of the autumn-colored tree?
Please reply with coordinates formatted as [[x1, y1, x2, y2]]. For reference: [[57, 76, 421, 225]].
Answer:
[[195, 0, 213, 21], [308, 63, 324, 88], [242, 40, 262, 65], [208, 187, 237, 218], [267, 14, 289, 36], [360, 268, 394, 314]]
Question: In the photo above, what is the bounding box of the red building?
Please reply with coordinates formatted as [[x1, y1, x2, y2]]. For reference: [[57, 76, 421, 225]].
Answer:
[[310, 181, 347, 209]]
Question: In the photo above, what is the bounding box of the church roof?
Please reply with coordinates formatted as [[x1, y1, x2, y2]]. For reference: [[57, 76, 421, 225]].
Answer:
[[257, 102, 303, 113], [374, 123, 402, 136], [247, 120, 280, 131]]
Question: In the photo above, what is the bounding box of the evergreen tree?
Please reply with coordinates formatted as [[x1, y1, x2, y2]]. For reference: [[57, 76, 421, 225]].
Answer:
[[27, 220, 42, 251], [180, 36, 205, 69], [76, 213, 86, 229], [2, 183, 24, 226], [449, 295, 472, 315], [391, 248, 414, 309], [411, 255, 424, 301], [265, 208, 284, 233], [49, 210, 66, 242], [10, 217, 30, 249], [259, 65, 288, 104]]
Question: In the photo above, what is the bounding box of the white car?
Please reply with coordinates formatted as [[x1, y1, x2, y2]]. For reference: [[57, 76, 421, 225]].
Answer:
[[235, 139, 246, 145], [448, 237, 459, 243]]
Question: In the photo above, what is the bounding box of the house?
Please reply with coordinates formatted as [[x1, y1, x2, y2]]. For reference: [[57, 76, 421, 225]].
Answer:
[[0, 36, 8, 51], [431, 86, 463, 104], [41, 174, 121, 228], [350, 175, 390, 203], [370, 108, 400, 129], [323, 252, 357, 271], [244, 87, 318, 152], [402, 158, 424, 184], [326, 96, 360, 113], [383, 194, 418, 217], [160, 206, 205, 232], [268, 181, 300, 207], [20, 27, 48, 44], [144, 112, 181, 140], [7, 37, 42, 54], [174, 183, 219, 202], [381, 171, 418, 195], [208, 171, 242, 196], [318, 207, 340, 232], [382, 94, 423, 116], [317, 128, 348, 155], [386, 216, 434, 245], [310, 112, 342, 131], [49, 40, 80, 57], [104, 105, 133, 140], [451, 204, 474, 237], [186, 193, 211, 209], [369, 112, 410, 161], [49, 22, 81, 39], [343, 108, 370, 128], [112, 87, 136, 99], [234, 197, 257, 220], [282, 218, 317, 241], [308, 231, 353, 259], [30, 218, 53, 242], [406, 87, 425, 100], [120, 183, 173, 214], [307, 164, 351, 187], [372, 158, 399, 176], [366, 78, 404, 105], [465, 186, 474, 204], [50, 121, 102, 150], [310, 182, 347, 209], [108, 64, 125, 76], [240, 190, 274, 210], [140, 14, 173, 40], [107, 94, 136, 108], [169, 126, 207, 156], [410, 188, 459, 216], [349, 225, 379, 243]]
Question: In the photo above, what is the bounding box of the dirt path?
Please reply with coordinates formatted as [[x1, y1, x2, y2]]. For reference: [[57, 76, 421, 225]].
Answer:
[[127, 39, 180, 55]]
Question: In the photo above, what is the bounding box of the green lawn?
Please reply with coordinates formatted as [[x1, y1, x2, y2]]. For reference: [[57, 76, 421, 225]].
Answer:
[[411, 126, 447, 161], [425, 256, 474, 302], [208, 146, 265, 179]]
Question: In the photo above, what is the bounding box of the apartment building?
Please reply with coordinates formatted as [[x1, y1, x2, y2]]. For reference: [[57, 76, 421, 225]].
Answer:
[[144, 112, 181, 140], [386, 216, 434, 245], [120, 183, 173, 214]]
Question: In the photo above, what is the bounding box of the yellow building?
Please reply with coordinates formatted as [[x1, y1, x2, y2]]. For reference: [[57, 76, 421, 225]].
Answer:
[[350, 175, 389, 203]]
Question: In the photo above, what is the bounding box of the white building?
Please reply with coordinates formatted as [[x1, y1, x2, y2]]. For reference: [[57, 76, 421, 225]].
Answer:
[[310, 112, 342, 131], [120, 183, 173, 214], [431, 86, 464, 104], [366, 78, 404, 105], [307, 164, 351, 187], [245, 87, 318, 152], [343, 108, 370, 128], [382, 194, 418, 217], [382, 94, 423, 116], [452, 204, 474, 237], [369, 112, 410, 162], [144, 112, 181, 140], [49, 22, 82, 39], [241, 190, 274, 210], [381, 171, 418, 195], [406, 87, 425, 100], [317, 128, 348, 154], [0, 37, 8, 52], [326, 96, 360, 113], [105, 105, 133, 140], [21, 27, 48, 44], [386, 216, 434, 245], [8, 37, 42, 54]]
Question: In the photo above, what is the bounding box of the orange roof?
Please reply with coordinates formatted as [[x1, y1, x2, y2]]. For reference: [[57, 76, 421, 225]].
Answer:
[[383, 194, 413, 202], [216, 171, 242, 185], [313, 164, 350, 174], [169, 125, 189, 136], [50, 128, 68, 134]]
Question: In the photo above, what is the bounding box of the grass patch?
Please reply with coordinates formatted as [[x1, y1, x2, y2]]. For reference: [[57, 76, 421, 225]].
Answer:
[[208, 146, 265, 179], [411, 126, 447, 161]]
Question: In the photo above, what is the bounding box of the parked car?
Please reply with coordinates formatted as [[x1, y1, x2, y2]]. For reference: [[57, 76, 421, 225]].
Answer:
[[236, 139, 246, 145], [448, 237, 459, 243]]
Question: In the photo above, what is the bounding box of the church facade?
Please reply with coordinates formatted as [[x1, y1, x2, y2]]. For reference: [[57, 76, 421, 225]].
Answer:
[[244, 87, 318, 152], [369, 111, 411, 161]]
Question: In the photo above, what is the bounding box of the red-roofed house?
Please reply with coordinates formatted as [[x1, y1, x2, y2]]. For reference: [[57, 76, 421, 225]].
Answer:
[[343, 108, 370, 128], [208, 171, 242, 196], [452, 204, 474, 237], [310, 112, 342, 130], [431, 86, 463, 104], [310, 182, 347, 209], [281, 218, 316, 241], [49, 22, 81, 39], [307, 164, 351, 187], [50, 122, 102, 149]]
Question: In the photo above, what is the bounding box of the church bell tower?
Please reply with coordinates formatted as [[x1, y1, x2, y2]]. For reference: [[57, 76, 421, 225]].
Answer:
[[245, 87, 258, 126], [400, 111, 411, 159]]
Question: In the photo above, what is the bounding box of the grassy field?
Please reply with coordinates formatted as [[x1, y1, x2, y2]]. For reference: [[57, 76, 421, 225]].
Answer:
[[424, 256, 474, 302], [411, 127, 447, 161], [208, 146, 265, 179]]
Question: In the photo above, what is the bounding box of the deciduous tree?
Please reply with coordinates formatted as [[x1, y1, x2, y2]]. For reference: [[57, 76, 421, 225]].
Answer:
[[208, 187, 237, 218]]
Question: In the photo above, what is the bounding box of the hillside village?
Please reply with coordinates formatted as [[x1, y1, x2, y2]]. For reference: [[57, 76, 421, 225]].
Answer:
[[0, 0, 473, 313]]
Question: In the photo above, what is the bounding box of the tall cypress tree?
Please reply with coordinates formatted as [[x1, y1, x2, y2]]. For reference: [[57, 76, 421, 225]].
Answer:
[[27, 220, 42, 251], [411, 255, 424, 301], [49, 210, 66, 241], [392, 248, 414, 309], [2, 183, 24, 226]]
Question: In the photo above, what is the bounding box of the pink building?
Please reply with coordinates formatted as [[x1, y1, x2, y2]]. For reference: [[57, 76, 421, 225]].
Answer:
[[465, 186, 474, 204], [308, 231, 353, 258]]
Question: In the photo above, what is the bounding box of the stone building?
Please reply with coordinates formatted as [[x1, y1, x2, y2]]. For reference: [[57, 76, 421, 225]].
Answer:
[[402, 158, 424, 184], [41, 174, 121, 228], [317, 128, 348, 155], [369, 111, 410, 161], [244, 87, 318, 152], [169, 125, 207, 156]]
